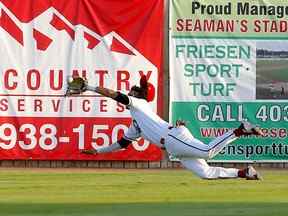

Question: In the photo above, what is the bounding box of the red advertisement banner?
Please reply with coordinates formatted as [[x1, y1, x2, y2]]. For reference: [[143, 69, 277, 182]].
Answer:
[[0, 117, 161, 160], [0, 0, 164, 160]]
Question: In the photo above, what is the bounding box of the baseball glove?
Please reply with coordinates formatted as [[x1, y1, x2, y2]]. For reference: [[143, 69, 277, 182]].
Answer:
[[65, 76, 88, 96]]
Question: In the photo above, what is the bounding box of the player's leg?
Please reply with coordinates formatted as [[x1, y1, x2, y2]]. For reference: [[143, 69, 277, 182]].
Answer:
[[166, 126, 236, 159], [180, 158, 261, 180], [165, 126, 211, 158], [206, 121, 263, 158], [180, 158, 238, 179], [166, 121, 262, 159], [205, 130, 237, 158]]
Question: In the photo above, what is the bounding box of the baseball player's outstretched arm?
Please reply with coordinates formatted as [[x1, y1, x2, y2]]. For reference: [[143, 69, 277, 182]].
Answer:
[[87, 86, 130, 105], [66, 77, 130, 105], [87, 86, 118, 99], [81, 137, 132, 155]]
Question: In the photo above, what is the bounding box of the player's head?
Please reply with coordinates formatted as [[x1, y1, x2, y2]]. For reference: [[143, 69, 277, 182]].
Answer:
[[128, 75, 155, 102], [128, 85, 146, 99]]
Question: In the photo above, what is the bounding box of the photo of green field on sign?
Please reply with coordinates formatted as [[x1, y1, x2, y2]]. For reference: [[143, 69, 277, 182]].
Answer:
[[256, 41, 288, 100]]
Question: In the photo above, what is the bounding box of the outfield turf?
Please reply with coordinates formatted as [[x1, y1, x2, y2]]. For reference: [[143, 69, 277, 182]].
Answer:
[[0, 168, 287, 216], [257, 59, 288, 83]]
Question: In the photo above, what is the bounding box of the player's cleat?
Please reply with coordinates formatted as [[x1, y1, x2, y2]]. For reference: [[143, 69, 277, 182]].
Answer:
[[245, 165, 262, 180], [234, 121, 263, 137]]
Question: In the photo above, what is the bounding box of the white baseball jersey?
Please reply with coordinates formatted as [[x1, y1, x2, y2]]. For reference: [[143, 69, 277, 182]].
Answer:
[[120, 95, 240, 179], [123, 96, 169, 147]]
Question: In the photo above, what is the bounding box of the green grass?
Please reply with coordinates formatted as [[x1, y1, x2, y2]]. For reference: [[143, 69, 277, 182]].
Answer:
[[257, 59, 288, 82], [0, 168, 287, 216]]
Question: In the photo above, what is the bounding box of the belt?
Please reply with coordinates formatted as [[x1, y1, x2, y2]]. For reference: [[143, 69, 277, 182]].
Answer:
[[159, 125, 175, 149]]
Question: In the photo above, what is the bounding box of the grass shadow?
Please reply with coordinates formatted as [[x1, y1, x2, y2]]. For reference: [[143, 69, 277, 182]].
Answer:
[[0, 202, 288, 216]]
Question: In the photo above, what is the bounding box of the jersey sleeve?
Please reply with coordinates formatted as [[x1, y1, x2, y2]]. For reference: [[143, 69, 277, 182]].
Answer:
[[114, 92, 130, 105], [123, 121, 141, 141], [126, 96, 142, 110]]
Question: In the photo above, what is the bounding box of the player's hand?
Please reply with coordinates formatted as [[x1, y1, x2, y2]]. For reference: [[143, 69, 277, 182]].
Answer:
[[80, 149, 98, 155], [175, 119, 187, 127], [65, 76, 88, 96]]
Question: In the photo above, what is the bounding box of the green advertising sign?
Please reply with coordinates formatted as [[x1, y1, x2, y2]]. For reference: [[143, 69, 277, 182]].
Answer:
[[171, 0, 288, 39], [169, 0, 288, 161]]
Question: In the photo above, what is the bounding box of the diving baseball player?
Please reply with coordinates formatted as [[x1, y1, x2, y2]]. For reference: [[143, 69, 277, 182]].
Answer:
[[66, 76, 262, 180]]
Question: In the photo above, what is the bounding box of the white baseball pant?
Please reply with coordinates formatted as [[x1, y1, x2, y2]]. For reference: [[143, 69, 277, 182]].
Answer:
[[164, 126, 239, 179]]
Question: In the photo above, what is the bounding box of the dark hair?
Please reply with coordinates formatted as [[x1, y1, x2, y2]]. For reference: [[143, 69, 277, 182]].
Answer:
[[130, 85, 147, 99]]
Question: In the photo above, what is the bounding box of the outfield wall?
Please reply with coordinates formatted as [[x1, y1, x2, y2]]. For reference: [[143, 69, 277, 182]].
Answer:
[[0, 0, 287, 167], [0, 160, 287, 169]]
